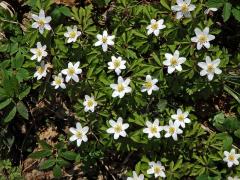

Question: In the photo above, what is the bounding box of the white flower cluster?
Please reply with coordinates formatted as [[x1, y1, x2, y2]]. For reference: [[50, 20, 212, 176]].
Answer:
[[28, 4, 232, 178]]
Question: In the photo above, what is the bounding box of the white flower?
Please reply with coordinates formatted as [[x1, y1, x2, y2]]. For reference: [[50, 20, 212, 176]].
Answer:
[[146, 19, 166, 36], [33, 61, 49, 80], [171, 0, 196, 19], [94, 30, 115, 52], [228, 177, 240, 180], [147, 161, 166, 178], [110, 76, 132, 98], [163, 50, 186, 74], [171, 109, 190, 128], [164, 120, 183, 141], [51, 73, 66, 89], [108, 56, 126, 75], [141, 75, 159, 95], [204, 8, 218, 15], [191, 27, 215, 50], [106, 117, 129, 139], [61, 61, 82, 83], [30, 42, 48, 62], [223, 149, 240, 168], [69, 122, 89, 147], [197, 56, 222, 81], [83, 95, 97, 112], [31, 9, 51, 34], [143, 119, 163, 139], [64, 26, 81, 43], [127, 171, 144, 180]]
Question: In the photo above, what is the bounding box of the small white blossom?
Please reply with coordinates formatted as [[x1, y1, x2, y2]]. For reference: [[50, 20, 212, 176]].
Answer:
[[110, 76, 132, 98], [143, 119, 163, 139], [163, 50, 186, 74], [164, 120, 183, 141], [69, 122, 89, 147], [30, 42, 48, 62], [108, 56, 126, 75], [147, 161, 166, 178], [33, 61, 49, 80], [191, 27, 215, 50], [141, 75, 159, 95], [204, 8, 218, 15], [106, 117, 129, 139], [198, 56, 222, 81], [171, 0, 196, 19], [51, 73, 66, 89], [171, 109, 190, 128], [127, 171, 144, 180], [223, 149, 240, 168], [146, 19, 166, 36], [31, 9, 51, 34], [228, 177, 240, 180], [61, 61, 82, 83], [94, 30, 115, 52], [64, 26, 81, 43], [83, 95, 97, 112]]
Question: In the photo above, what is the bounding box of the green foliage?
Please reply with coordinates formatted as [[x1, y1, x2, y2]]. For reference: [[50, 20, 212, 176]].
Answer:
[[0, 160, 23, 180]]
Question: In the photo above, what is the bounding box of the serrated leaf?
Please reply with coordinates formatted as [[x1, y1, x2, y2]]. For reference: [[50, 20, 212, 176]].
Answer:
[[60, 151, 77, 161], [0, 98, 12, 110], [53, 164, 62, 178], [16, 101, 28, 120], [29, 150, 52, 159], [39, 159, 55, 170], [223, 3, 232, 22], [3, 106, 16, 123]]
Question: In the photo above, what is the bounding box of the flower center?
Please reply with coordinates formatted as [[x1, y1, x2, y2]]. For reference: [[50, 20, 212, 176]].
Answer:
[[169, 127, 175, 134], [114, 124, 122, 133], [102, 37, 107, 43], [87, 100, 94, 107], [145, 81, 153, 89], [70, 31, 76, 38], [36, 49, 42, 57], [198, 35, 207, 44], [181, 3, 189, 13], [38, 19, 45, 27], [207, 64, 214, 73], [154, 166, 161, 174], [37, 67, 44, 74], [151, 23, 158, 30], [117, 83, 124, 92], [178, 114, 185, 122], [150, 126, 158, 134], [68, 67, 75, 75], [76, 131, 83, 139], [228, 154, 235, 161], [170, 57, 178, 66], [55, 78, 62, 85], [113, 60, 121, 68]]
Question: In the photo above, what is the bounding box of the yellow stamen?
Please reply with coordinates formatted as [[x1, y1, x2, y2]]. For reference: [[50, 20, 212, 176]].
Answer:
[[207, 64, 214, 73], [145, 81, 153, 89], [169, 127, 175, 134], [55, 78, 62, 85], [76, 131, 83, 138], [150, 126, 158, 134], [113, 60, 121, 68], [87, 100, 94, 107], [102, 37, 107, 43], [151, 23, 158, 30], [69, 31, 76, 38], [198, 35, 207, 44], [154, 166, 161, 174], [228, 155, 235, 161], [178, 114, 185, 122], [37, 67, 44, 74], [38, 19, 45, 27], [68, 67, 75, 75], [117, 84, 124, 92], [114, 125, 122, 133], [181, 3, 189, 13]]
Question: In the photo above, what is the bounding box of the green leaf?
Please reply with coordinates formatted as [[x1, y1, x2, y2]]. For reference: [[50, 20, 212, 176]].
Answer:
[[223, 3, 232, 22], [232, 8, 240, 22], [39, 140, 52, 150], [224, 85, 240, 103], [18, 87, 31, 100], [39, 159, 55, 170], [16, 101, 29, 120], [53, 164, 62, 178], [207, 0, 225, 8], [223, 136, 233, 150], [29, 150, 52, 159], [160, 0, 171, 10], [56, 158, 70, 167], [60, 151, 77, 161], [0, 98, 12, 110], [3, 106, 17, 123], [58, 6, 72, 17]]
